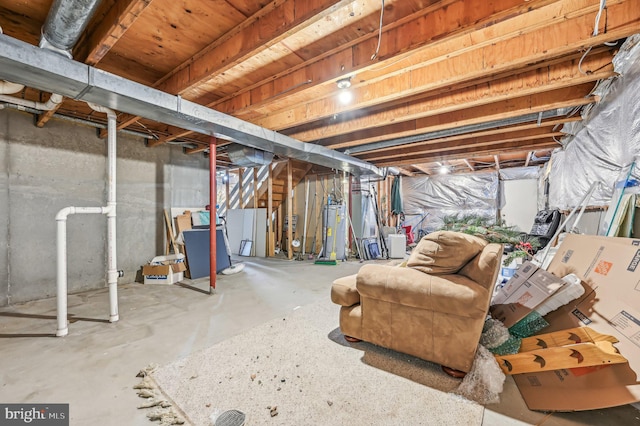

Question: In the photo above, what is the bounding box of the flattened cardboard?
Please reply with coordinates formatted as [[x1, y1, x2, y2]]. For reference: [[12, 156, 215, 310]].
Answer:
[[490, 261, 564, 328], [513, 234, 640, 411]]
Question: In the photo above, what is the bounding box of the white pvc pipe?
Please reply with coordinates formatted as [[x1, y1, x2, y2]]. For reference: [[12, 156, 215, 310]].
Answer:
[[55, 103, 119, 336], [56, 206, 107, 336], [0, 80, 25, 95], [0, 93, 62, 110]]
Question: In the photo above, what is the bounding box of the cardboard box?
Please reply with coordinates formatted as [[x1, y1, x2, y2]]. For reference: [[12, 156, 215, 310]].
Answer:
[[512, 234, 640, 411], [142, 254, 187, 285], [490, 261, 565, 327]]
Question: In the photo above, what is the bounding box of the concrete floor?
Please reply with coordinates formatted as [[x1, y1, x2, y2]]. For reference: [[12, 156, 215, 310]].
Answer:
[[1, 256, 639, 425]]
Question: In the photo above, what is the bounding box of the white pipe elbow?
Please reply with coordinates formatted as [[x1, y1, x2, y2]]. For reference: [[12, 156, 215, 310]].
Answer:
[[87, 102, 117, 120], [55, 206, 74, 221], [0, 80, 25, 95]]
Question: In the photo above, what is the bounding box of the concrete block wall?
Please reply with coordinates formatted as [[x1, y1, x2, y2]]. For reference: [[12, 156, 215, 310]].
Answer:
[[0, 109, 210, 306]]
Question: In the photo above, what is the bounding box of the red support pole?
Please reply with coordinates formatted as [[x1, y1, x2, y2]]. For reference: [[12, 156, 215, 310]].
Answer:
[[209, 137, 217, 292]]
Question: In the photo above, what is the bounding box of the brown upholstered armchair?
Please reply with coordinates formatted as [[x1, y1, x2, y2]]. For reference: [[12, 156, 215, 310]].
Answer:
[[331, 231, 503, 375]]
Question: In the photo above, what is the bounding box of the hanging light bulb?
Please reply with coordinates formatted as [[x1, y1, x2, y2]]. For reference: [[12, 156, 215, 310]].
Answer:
[[338, 90, 353, 104], [336, 77, 352, 105]]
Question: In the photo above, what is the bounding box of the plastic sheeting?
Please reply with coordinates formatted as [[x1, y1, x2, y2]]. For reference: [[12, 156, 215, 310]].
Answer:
[[499, 166, 542, 181], [549, 36, 640, 210], [401, 171, 498, 234]]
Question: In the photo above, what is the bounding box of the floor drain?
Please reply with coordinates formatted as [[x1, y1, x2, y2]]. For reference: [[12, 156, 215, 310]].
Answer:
[[215, 409, 245, 426]]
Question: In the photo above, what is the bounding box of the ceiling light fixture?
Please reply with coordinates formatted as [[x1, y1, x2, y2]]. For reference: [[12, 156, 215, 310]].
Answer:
[[336, 77, 353, 105], [438, 165, 450, 175], [336, 77, 351, 89]]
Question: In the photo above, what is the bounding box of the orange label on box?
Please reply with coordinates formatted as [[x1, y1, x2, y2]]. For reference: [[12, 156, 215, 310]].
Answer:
[[594, 260, 613, 276]]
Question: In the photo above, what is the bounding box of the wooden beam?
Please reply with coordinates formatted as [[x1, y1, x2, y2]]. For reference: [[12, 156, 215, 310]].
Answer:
[[98, 114, 139, 138], [494, 155, 501, 170], [359, 116, 580, 157], [361, 129, 564, 162], [288, 51, 614, 142], [253, 167, 259, 208], [147, 127, 196, 147], [268, 163, 274, 256], [257, 0, 631, 132], [183, 145, 208, 155], [525, 151, 533, 167], [238, 168, 244, 209], [463, 159, 474, 172], [75, 0, 153, 65], [396, 167, 415, 177], [376, 140, 560, 167], [155, 0, 353, 96], [411, 164, 431, 175], [328, 84, 596, 150], [212, 0, 560, 118]]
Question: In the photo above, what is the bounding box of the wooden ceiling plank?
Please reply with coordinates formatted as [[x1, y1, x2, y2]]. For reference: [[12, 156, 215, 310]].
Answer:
[[255, 0, 639, 131], [288, 52, 613, 141], [75, 0, 154, 66], [155, 0, 354, 96], [325, 84, 597, 150]]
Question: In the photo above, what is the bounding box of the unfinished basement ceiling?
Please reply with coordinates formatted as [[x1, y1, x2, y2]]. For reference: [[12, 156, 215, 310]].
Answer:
[[0, 0, 638, 176]]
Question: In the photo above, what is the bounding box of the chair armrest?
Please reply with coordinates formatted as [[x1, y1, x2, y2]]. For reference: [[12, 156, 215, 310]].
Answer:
[[356, 264, 489, 318]]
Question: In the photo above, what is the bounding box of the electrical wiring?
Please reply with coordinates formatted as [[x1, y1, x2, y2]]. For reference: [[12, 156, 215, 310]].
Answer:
[[579, 0, 607, 75], [371, 0, 385, 60]]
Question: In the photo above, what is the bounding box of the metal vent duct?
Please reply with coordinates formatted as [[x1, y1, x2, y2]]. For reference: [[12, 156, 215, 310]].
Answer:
[[40, 0, 102, 57], [0, 35, 380, 177], [227, 145, 274, 167]]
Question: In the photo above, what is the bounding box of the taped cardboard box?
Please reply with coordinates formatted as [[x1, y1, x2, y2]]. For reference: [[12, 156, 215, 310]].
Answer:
[[490, 261, 565, 328], [512, 234, 640, 411], [142, 254, 187, 285]]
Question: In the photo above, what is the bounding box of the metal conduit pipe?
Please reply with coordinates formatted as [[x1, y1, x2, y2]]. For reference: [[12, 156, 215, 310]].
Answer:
[[40, 0, 102, 58], [55, 102, 120, 336]]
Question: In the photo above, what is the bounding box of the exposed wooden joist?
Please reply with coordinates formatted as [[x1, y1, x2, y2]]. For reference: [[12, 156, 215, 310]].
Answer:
[[358, 116, 580, 157], [396, 167, 415, 177], [215, 0, 561, 119], [38, 0, 153, 129], [287, 51, 613, 142], [155, 0, 353, 96], [147, 126, 195, 147], [463, 160, 474, 172], [326, 84, 596, 150], [411, 164, 431, 175], [75, 0, 153, 65], [184, 145, 208, 155], [525, 151, 533, 167], [494, 155, 501, 170], [252, 0, 638, 130], [360, 128, 564, 162], [376, 140, 560, 167]]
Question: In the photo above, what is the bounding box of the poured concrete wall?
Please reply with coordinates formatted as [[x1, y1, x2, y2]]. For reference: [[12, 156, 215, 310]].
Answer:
[[0, 109, 209, 306]]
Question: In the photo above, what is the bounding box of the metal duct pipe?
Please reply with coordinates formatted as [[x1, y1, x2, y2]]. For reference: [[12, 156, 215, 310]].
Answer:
[[40, 0, 102, 57]]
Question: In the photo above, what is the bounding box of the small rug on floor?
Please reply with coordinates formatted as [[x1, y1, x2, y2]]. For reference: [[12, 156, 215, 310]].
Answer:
[[152, 296, 485, 425]]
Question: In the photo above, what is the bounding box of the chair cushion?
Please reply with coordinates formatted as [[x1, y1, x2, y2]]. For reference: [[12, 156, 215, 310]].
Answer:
[[331, 274, 360, 306], [406, 231, 487, 274]]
